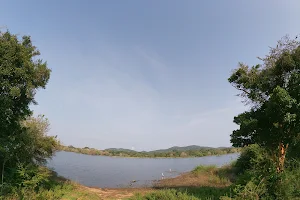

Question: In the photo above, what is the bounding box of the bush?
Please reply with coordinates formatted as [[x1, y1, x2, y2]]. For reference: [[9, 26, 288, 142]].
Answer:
[[192, 165, 217, 175], [270, 162, 300, 199], [0, 116, 59, 197], [0, 166, 74, 200], [286, 142, 300, 161], [234, 144, 268, 175], [229, 144, 300, 199], [230, 180, 267, 200], [131, 189, 198, 200]]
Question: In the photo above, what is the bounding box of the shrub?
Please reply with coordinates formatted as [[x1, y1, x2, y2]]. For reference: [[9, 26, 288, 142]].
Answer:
[[192, 165, 217, 175], [131, 189, 198, 200], [234, 144, 273, 175], [222, 179, 267, 200], [230, 144, 300, 199]]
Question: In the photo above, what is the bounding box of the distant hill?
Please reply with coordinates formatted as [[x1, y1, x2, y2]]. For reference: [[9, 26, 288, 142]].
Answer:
[[150, 145, 213, 153], [105, 148, 135, 152], [105, 145, 231, 153], [60, 144, 239, 158], [216, 147, 228, 149]]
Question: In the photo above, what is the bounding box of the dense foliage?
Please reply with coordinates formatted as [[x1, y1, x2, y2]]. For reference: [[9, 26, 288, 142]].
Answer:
[[226, 35, 300, 200], [228, 144, 300, 199], [0, 31, 59, 198], [59, 145, 240, 158], [229, 36, 300, 172]]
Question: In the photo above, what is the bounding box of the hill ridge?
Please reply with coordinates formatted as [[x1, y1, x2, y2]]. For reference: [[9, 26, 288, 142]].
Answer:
[[104, 145, 232, 153]]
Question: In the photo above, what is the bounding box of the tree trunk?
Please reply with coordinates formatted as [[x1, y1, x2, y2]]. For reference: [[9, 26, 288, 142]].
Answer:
[[277, 143, 288, 173], [1, 160, 6, 194]]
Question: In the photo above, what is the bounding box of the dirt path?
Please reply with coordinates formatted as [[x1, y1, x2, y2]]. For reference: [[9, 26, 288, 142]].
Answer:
[[81, 186, 152, 200]]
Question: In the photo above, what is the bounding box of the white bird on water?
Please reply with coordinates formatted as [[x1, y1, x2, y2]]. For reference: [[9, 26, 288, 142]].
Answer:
[[161, 173, 164, 179]]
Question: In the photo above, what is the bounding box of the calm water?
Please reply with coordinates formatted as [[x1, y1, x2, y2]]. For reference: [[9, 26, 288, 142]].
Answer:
[[47, 151, 239, 188]]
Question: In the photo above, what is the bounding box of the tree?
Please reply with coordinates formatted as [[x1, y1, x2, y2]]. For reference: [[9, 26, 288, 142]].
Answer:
[[0, 30, 52, 188], [229, 35, 300, 172], [21, 115, 59, 165]]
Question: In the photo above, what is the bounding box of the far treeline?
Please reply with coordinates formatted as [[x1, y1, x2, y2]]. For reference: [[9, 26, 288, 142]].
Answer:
[[58, 145, 241, 158]]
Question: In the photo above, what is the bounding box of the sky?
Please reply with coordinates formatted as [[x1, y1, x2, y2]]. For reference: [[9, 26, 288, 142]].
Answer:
[[1, 0, 300, 151]]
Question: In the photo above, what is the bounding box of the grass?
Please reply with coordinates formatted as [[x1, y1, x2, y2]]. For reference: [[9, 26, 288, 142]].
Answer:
[[192, 165, 218, 174], [130, 189, 199, 200], [1, 180, 101, 200], [129, 187, 233, 200], [129, 165, 236, 200], [155, 165, 234, 188], [0, 168, 102, 200], [59, 184, 101, 200]]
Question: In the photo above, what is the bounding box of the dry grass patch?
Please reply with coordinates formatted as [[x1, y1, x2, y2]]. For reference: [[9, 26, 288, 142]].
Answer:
[[155, 165, 234, 188]]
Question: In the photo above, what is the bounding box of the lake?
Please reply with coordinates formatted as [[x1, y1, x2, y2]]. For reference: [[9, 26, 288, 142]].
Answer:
[[47, 151, 240, 188]]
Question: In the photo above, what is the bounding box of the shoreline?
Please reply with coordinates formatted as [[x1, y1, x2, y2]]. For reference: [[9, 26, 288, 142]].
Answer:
[[57, 150, 240, 159], [52, 164, 235, 199]]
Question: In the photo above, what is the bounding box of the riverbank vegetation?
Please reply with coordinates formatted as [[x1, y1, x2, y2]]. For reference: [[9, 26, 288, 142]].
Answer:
[[0, 169, 102, 200], [130, 164, 236, 200], [59, 145, 240, 158], [130, 144, 300, 200]]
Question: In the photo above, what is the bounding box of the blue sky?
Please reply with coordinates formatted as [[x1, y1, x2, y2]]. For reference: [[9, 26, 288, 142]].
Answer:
[[1, 0, 300, 151]]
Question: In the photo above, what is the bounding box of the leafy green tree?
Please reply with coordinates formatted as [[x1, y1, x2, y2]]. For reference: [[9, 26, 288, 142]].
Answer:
[[0, 30, 53, 191], [229, 35, 300, 172], [21, 115, 59, 164]]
